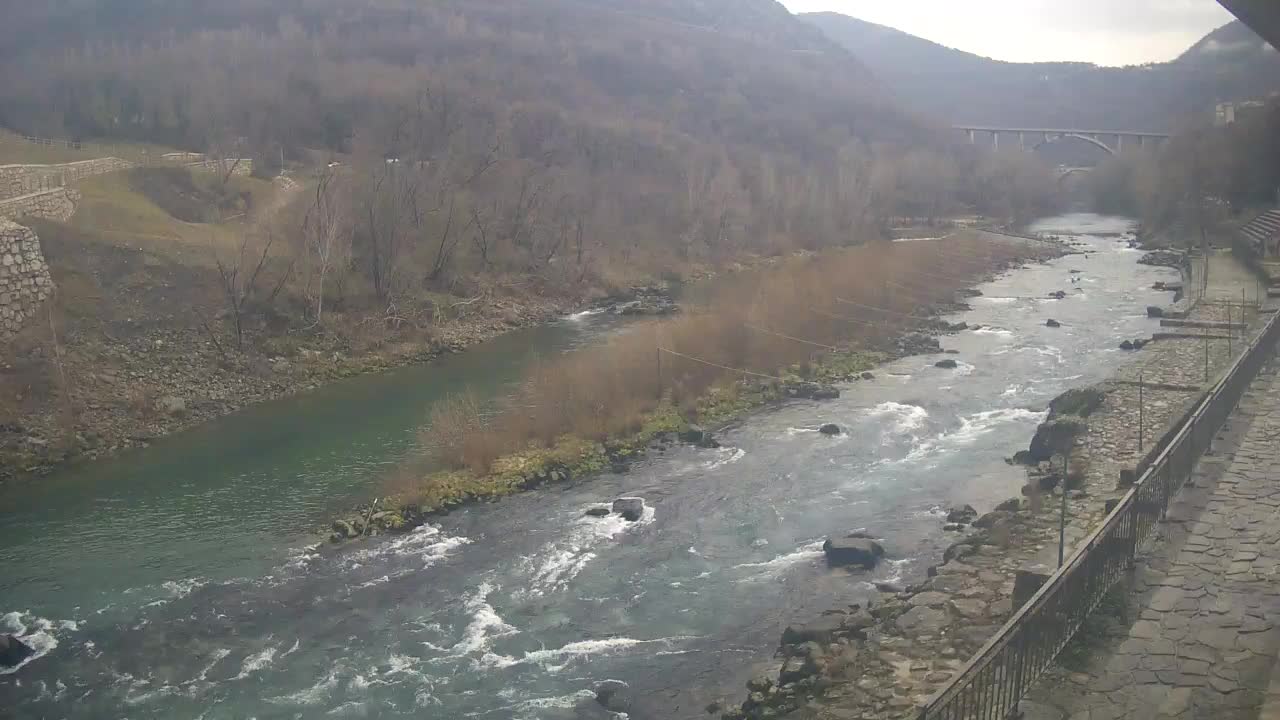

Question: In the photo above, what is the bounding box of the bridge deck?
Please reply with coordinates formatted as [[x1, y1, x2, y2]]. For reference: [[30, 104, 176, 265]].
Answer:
[[953, 126, 1171, 137]]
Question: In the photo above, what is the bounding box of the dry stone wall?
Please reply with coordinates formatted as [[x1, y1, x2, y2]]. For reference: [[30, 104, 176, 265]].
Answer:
[[0, 187, 80, 222], [0, 157, 135, 199], [181, 158, 254, 177], [0, 219, 54, 338]]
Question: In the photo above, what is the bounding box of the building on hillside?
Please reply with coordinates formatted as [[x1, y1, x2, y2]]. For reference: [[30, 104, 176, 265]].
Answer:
[[1215, 100, 1268, 126]]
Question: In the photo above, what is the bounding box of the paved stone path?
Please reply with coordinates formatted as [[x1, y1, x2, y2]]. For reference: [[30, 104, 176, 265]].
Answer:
[[1026, 356, 1280, 720]]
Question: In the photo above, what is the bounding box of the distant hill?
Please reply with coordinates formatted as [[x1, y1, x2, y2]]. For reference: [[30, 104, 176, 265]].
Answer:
[[802, 13, 1280, 132]]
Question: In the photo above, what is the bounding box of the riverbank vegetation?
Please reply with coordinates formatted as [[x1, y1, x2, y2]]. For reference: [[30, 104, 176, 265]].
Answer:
[[0, 0, 1067, 481], [376, 232, 1055, 520]]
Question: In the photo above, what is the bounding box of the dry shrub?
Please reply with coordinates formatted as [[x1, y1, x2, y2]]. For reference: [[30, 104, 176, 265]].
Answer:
[[426, 234, 1046, 471]]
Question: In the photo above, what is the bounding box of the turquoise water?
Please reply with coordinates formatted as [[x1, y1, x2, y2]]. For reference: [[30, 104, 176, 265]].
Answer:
[[1, 215, 1180, 719]]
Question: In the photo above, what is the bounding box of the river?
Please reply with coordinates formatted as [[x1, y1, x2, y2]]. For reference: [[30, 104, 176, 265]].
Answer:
[[0, 214, 1177, 719]]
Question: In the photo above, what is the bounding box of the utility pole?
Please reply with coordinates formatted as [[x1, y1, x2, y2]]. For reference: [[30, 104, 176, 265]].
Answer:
[[1059, 452, 1069, 568], [1138, 371, 1145, 455]]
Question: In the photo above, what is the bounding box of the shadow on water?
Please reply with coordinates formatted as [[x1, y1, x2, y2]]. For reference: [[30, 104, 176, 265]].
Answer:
[[1, 215, 1181, 719]]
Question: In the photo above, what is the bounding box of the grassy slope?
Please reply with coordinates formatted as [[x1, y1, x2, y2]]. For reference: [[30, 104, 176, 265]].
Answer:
[[67, 170, 279, 265]]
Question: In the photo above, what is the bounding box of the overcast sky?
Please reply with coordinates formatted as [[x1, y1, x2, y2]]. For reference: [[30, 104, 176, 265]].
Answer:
[[779, 0, 1237, 66]]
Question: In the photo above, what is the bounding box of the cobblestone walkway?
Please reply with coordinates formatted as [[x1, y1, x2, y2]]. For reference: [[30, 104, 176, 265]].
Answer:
[[1026, 357, 1280, 720]]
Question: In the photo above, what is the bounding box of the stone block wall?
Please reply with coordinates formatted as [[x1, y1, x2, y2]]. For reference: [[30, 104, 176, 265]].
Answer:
[[0, 219, 54, 338], [0, 187, 80, 222], [181, 158, 254, 177], [0, 158, 135, 199]]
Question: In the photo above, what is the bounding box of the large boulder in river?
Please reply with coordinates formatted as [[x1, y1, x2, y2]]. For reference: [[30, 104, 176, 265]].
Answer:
[[594, 680, 634, 714], [818, 423, 842, 436], [1045, 319, 1061, 328], [780, 615, 846, 645], [946, 505, 978, 524], [1047, 386, 1106, 419], [1026, 416, 1086, 464], [934, 359, 958, 369], [612, 497, 646, 521], [0, 634, 34, 668], [823, 535, 885, 569]]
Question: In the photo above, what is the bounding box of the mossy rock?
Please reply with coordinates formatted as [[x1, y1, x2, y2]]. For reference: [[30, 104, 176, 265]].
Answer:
[[1048, 385, 1106, 419], [1027, 415, 1087, 463]]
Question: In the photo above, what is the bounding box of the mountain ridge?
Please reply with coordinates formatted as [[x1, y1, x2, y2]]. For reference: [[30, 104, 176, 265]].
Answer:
[[802, 12, 1280, 132]]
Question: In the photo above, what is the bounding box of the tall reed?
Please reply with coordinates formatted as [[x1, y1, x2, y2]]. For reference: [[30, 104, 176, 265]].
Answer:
[[426, 233, 1043, 473]]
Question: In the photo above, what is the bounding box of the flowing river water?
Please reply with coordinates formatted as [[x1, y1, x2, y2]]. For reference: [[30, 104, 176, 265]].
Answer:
[[0, 214, 1178, 719]]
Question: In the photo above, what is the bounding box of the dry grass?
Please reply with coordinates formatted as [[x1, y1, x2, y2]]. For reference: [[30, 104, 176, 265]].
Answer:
[[425, 233, 1051, 473], [64, 171, 284, 268]]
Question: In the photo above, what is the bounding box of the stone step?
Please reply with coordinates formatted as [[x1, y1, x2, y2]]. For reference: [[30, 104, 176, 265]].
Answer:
[[1150, 331, 1234, 341], [1159, 319, 1246, 330]]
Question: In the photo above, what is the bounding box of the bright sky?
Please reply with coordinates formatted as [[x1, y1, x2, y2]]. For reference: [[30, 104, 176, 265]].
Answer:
[[779, 0, 1237, 66]]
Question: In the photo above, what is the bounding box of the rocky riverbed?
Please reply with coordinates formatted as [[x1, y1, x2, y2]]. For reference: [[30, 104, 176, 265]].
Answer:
[[712, 249, 1262, 720], [4, 214, 1203, 720]]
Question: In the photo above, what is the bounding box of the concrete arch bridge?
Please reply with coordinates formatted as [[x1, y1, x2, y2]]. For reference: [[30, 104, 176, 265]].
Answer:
[[955, 126, 1170, 155]]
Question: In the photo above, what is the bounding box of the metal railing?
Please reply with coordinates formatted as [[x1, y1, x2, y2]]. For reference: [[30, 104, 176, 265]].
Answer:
[[917, 303, 1280, 720]]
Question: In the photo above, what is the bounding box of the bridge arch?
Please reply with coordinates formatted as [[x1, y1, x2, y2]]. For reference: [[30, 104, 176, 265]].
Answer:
[[1032, 133, 1116, 156]]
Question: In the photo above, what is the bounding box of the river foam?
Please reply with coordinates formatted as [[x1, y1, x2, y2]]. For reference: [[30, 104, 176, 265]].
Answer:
[[0, 611, 61, 675], [515, 504, 656, 600], [865, 401, 929, 434], [731, 541, 825, 581], [482, 636, 696, 673]]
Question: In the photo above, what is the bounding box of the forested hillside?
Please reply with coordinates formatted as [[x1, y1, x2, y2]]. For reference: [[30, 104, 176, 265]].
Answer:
[[0, 0, 1055, 294], [0, 0, 1066, 482], [804, 13, 1280, 132]]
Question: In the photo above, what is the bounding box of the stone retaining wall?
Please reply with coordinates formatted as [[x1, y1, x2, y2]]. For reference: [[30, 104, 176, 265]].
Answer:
[[0, 157, 135, 199], [180, 158, 254, 177], [0, 187, 80, 222], [0, 219, 54, 338]]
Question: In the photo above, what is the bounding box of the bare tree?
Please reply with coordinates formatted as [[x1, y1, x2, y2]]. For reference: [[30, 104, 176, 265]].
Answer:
[[301, 165, 351, 324], [357, 88, 499, 302], [212, 231, 275, 349]]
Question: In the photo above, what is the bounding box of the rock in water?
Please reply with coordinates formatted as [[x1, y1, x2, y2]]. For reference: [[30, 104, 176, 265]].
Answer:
[[0, 634, 34, 668], [1045, 319, 1061, 328], [934, 359, 958, 369], [1146, 306, 1164, 318], [679, 424, 719, 448], [822, 536, 885, 569], [780, 616, 846, 645], [612, 497, 646, 521], [584, 506, 611, 517], [1119, 340, 1134, 351], [946, 504, 978, 524], [818, 423, 842, 436], [595, 680, 633, 714], [784, 382, 841, 400]]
